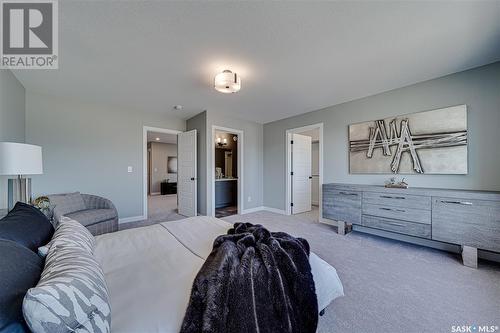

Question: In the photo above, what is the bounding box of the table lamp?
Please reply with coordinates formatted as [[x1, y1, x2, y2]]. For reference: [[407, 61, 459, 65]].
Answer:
[[0, 142, 43, 211]]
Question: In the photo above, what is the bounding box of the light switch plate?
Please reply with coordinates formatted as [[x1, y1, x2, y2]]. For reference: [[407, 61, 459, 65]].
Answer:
[[127, 166, 133, 173]]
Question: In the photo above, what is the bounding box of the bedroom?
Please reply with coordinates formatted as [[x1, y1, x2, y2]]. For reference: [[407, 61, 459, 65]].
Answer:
[[1, 1, 499, 333]]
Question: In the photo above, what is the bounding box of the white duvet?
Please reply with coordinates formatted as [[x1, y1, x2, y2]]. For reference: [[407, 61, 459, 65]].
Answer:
[[94, 216, 344, 333]]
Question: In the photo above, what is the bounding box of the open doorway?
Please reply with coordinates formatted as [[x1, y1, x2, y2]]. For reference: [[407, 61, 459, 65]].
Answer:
[[212, 127, 243, 218], [285, 123, 323, 220], [142, 126, 187, 223], [146, 130, 181, 222]]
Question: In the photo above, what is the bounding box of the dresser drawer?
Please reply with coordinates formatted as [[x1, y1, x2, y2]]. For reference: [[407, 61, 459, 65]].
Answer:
[[362, 215, 431, 239], [323, 189, 361, 224], [363, 191, 431, 210], [362, 203, 431, 225], [432, 197, 500, 252]]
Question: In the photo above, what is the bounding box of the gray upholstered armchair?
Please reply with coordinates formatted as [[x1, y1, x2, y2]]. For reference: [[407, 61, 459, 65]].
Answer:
[[47, 192, 118, 235]]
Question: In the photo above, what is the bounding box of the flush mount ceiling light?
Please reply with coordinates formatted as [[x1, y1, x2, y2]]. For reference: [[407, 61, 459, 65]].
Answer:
[[214, 70, 241, 93]]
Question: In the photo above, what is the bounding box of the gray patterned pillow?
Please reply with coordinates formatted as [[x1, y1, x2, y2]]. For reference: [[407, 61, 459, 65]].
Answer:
[[23, 221, 110, 333], [38, 217, 95, 258]]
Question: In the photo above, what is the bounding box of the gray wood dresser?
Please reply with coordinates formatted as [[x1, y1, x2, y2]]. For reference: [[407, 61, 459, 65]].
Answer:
[[322, 183, 500, 268]]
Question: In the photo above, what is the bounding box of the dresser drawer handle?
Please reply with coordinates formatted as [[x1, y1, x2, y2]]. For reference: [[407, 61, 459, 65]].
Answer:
[[380, 195, 405, 199], [379, 207, 406, 213], [339, 192, 358, 196], [440, 200, 473, 206]]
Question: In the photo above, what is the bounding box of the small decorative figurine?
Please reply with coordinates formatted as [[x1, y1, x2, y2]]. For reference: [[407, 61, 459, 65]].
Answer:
[[33, 196, 53, 219], [384, 177, 409, 189]]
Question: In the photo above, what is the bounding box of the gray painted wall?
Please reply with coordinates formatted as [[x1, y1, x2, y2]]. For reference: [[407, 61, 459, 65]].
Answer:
[[149, 142, 177, 193], [264, 61, 500, 211], [186, 111, 207, 215], [25, 92, 185, 219], [0, 70, 26, 208], [0, 70, 25, 142]]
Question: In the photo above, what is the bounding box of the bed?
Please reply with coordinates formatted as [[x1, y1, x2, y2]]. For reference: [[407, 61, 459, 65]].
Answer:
[[94, 216, 344, 333]]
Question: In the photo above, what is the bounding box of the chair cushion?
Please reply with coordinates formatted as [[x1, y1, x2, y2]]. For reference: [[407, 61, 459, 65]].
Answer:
[[0, 239, 43, 332], [48, 192, 86, 216], [65, 209, 117, 226], [0, 202, 54, 252]]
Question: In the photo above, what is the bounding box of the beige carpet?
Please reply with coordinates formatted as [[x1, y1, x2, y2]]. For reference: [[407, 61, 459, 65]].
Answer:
[[118, 208, 500, 333], [120, 194, 184, 231], [223, 210, 500, 333]]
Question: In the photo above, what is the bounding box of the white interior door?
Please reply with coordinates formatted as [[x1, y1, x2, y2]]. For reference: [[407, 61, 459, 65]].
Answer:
[[177, 130, 197, 217], [292, 133, 312, 214]]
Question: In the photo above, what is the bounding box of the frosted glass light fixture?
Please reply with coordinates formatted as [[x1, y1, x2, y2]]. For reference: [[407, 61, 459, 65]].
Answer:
[[214, 70, 241, 93]]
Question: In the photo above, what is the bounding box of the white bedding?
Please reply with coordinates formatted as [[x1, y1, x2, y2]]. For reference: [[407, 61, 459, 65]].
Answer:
[[94, 216, 344, 333]]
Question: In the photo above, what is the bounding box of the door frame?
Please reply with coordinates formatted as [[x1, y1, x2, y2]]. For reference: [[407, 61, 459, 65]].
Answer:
[[142, 126, 183, 219], [209, 125, 244, 217], [285, 123, 324, 217]]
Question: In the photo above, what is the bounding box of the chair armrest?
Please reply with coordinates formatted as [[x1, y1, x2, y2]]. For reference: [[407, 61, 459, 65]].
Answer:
[[82, 194, 117, 214]]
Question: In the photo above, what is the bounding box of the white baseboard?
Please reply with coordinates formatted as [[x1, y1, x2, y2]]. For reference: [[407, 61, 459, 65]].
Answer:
[[119, 215, 146, 224]]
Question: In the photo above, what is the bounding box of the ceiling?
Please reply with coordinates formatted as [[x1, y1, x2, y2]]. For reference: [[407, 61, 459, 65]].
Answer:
[[147, 132, 177, 145], [12, 1, 500, 124]]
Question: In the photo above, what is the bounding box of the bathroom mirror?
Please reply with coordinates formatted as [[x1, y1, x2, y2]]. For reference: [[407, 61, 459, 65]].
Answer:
[[215, 148, 237, 178]]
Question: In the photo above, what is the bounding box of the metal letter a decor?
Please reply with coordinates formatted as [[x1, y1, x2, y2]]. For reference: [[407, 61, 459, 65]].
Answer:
[[348, 105, 467, 174]]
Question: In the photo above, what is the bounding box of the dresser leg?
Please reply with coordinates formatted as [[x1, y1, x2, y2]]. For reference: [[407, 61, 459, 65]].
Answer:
[[337, 221, 352, 235], [461, 246, 478, 268]]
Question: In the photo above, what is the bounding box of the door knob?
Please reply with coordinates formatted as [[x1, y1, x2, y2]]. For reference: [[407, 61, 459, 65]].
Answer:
[[190, 177, 195, 181], [309, 176, 312, 179]]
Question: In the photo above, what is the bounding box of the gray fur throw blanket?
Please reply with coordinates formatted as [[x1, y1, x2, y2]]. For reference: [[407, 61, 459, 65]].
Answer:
[[180, 222, 318, 333]]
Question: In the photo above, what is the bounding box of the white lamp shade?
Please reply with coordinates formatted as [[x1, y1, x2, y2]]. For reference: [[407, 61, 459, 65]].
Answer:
[[0, 142, 43, 175]]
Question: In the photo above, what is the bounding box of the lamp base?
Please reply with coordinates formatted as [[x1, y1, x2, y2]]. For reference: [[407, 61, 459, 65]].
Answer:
[[7, 176, 32, 211]]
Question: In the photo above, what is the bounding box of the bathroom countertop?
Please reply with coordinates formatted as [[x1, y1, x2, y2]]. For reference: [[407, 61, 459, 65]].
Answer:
[[215, 178, 238, 182]]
